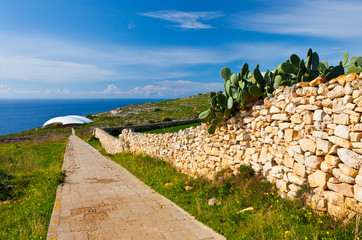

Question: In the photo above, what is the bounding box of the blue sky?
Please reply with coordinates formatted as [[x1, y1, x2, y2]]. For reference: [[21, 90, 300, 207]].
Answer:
[[0, 0, 361, 99]]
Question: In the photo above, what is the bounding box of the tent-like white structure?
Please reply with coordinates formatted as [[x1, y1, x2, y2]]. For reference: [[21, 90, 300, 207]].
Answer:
[[43, 115, 93, 127]]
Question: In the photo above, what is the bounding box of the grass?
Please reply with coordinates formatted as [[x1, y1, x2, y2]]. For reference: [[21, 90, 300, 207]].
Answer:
[[139, 122, 201, 134], [87, 137, 359, 240], [89, 93, 210, 127], [0, 130, 69, 239]]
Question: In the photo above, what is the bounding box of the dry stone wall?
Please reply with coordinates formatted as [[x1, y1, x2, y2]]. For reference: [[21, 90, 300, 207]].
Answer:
[[94, 72, 362, 219]]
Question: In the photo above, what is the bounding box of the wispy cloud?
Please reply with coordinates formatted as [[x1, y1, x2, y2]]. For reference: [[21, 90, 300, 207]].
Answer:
[[233, 0, 362, 39], [139, 10, 222, 29], [128, 20, 136, 29], [0, 84, 70, 96], [98, 80, 223, 98], [0, 56, 115, 83]]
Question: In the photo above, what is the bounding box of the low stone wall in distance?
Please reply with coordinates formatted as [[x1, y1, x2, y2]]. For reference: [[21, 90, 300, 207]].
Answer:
[[94, 73, 362, 219]]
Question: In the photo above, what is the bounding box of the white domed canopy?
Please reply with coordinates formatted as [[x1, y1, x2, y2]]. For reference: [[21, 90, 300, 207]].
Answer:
[[43, 115, 93, 127]]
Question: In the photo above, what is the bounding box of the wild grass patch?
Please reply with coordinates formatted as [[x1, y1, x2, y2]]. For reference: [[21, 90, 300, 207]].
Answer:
[[0, 138, 67, 239]]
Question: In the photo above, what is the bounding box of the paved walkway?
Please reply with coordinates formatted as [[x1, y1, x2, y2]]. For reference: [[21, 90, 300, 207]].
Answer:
[[47, 135, 225, 240]]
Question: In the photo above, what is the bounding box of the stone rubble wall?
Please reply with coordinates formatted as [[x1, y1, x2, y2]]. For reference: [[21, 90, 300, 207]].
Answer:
[[94, 73, 362, 219], [93, 128, 123, 154]]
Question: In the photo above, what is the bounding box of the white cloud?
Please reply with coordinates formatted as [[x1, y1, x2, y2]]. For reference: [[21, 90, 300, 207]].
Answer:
[[103, 84, 123, 94], [139, 10, 222, 29], [98, 80, 223, 98], [233, 0, 362, 39]]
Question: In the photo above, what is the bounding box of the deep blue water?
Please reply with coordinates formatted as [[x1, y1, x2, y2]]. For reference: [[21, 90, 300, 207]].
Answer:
[[0, 99, 165, 136]]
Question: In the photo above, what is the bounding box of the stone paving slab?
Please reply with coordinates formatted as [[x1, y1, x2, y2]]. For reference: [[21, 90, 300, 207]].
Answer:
[[47, 135, 225, 240]]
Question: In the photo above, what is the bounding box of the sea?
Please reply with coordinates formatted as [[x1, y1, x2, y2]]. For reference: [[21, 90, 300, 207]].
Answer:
[[0, 99, 165, 136]]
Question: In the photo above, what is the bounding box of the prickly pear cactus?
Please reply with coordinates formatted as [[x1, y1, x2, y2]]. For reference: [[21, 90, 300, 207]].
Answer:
[[200, 49, 362, 134]]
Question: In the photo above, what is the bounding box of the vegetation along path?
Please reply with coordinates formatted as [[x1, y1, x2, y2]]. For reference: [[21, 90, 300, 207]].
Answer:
[[47, 135, 225, 240]]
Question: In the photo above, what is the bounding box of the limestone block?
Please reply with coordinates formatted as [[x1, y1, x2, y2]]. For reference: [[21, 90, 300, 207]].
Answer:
[[337, 148, 362, 169], [327, 85, 345, 99], [324, 191, 345, 208], [316, 138, 332, 154], [302, 111, 314, 124], [327, 202, 350, 219], [285, 103, 296, 114], [291, 114, 303, 124], [345, 102, 356, 110], [250, 161, 262, 172], [354, 90, 362, 99], [299, 87, 318, 96], [289, 171, 306, 185], [354, 184, 362, 202], [350, 115, 360, 124], [350, 132, 362, 142], [311, 195, 328, 211], [223, 134, 230, 141], [338, 163, 358, 177], [296, 104, 320, 111], [312, 131, 329, 140], [299, 139, 316, 153], [333, 114, 350, 125], [211, 147, 219, 156], [279, 122, 291, 130], [308, 170, 329, 189], [221, 158, 229, 168], [294, 154, 305, 164], [332, 98, 344, 113], [260, 109, 269, 115], [271, 113, 290, 121], [263, 161, 273, 173], [328, 136, 353, 149], [265, 126, 273, 133], [276, 179, 289, 192], [318, 84, 329, 95], [284, 129, 297, 142], [345, 82, 354, 95], [243, 116, 255, 124], [354, 96, 362, 108], [334, 125, 350, 139], [284, 152, 294, 168], [270, 165, 284, 178], [289, 145, 302, 154], [327, 182, 354, 197], [305, 155, 323, 169], [270, 106, 281, 113], [313, 110, 325, 121], [332, 168, 355, 184], [320, 161, 333, 173]]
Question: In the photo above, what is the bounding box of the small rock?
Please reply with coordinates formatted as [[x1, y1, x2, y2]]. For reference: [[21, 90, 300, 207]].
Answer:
[[238, 207, 255, 213], [185, 186, 194, 191], [208, 197, 221, 206], [164, 182, 173, 187]]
